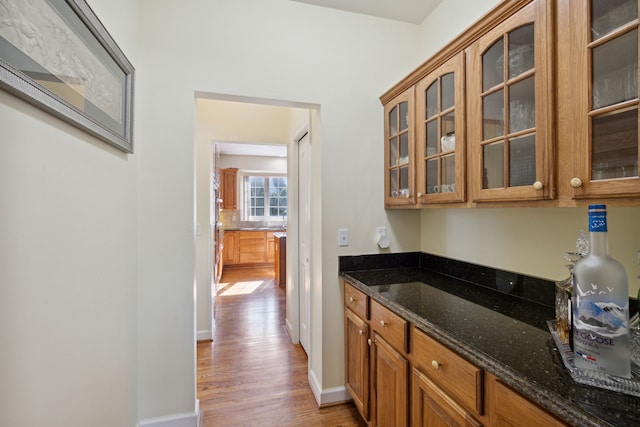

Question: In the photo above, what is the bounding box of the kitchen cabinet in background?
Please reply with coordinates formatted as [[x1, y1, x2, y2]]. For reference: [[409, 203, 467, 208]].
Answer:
[[273, 233, 286, 287], [223, 230, 285, 268], [220, 168, 238, 210], [222, 231, 238, 265]]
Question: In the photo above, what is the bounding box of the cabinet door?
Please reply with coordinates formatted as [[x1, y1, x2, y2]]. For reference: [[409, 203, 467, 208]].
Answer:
[[345, 309, 370, 421], [569, 0, 640, 199], [372, 333, 408, 427], [221, 168, 238, 209], [492, 379, 566, 427], [222, 231, 238, 264], [266, 231, 277, 263], [384, 88, 416, 207], [469, 0, 555, 202], [411, 368, 482, 427], [416, 52, 466, 204]]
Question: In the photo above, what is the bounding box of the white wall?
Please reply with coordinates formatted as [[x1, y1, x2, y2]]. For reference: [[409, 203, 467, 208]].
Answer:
[[137, 0, 422, 408], [0, 0, 138, 425]]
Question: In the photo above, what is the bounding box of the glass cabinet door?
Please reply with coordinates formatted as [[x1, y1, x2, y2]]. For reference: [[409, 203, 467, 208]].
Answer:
[[571, 0, 640, 198], [416, 52, 465, 204], [469, 0, 554, 202], [384, 88, 415, 207]]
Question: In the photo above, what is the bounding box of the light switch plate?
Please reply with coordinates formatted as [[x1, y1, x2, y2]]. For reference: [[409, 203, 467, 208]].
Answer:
[[338, 229, 349, 246]]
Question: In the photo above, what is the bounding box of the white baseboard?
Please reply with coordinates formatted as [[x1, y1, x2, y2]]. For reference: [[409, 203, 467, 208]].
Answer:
[[138, 399, 200, 427], [285, 318, 298, 344], [196, 329, 213, 341], [308, 369, 351, 407]]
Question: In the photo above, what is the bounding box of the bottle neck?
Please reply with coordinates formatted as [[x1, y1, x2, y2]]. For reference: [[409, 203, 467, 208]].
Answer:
[[589, 230, 608, 256]]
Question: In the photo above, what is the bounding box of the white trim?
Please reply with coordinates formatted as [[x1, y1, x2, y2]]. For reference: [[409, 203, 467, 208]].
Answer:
[[308, 370, 350, 407], [137, 400, 200, 427], [196, 329, 213, 341], [293, 123, 309, 144], [285, 318, 298, 344]]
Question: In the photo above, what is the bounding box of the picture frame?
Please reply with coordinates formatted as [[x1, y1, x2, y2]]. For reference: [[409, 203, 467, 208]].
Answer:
[[0, 0, 134, 153]]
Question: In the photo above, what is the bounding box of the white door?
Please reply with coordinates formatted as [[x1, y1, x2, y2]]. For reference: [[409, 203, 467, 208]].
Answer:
[[298, 132, 311, 355]]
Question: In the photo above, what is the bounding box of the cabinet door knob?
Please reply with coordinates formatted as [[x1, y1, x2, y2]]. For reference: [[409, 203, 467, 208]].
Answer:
[[431, 360, 440, 370], [570, 177, 583, 188], [367, 338, 372, 346], [349, 297, 355, 303], [358, 329, 364, 336], [532, 181, 543, 190], [380, 320, 386, 327], [417, 192, 422, 198]]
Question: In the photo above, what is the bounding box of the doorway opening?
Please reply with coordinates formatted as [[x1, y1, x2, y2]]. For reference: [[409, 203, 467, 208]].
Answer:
[[194, 91, 319, 362]]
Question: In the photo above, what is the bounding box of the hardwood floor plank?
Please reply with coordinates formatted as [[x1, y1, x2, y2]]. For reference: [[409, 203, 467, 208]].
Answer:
[[197, 267, 365, 426]]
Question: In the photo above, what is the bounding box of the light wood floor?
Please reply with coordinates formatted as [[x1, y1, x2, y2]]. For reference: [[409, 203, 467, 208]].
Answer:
[[197, 266, 365, 426]]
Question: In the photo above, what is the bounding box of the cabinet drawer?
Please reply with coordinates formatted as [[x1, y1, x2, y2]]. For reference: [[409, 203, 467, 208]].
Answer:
[[239, 252, 265, 263], [239, 239, 265, 252], [370, 300, 408, 353], [344, 283, 368, 320], [493, 379, 566, 427], [239, 231, 264, 239], [412, 326, 483, 415]]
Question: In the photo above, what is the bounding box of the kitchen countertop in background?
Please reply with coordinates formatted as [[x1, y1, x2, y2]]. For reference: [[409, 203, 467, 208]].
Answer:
[[339, 252, 640, 427]]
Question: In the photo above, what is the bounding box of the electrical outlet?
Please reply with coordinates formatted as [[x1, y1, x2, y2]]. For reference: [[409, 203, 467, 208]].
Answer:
[[338, 229, 349, 247]]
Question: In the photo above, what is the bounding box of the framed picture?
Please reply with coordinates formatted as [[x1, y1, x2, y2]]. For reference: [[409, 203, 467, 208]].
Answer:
[[0, 0, 134, 152]]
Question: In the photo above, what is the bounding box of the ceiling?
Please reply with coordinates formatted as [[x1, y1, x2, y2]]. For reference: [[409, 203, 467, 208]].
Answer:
[[217, 142, 287, 157], [289, 0, 444, 24]]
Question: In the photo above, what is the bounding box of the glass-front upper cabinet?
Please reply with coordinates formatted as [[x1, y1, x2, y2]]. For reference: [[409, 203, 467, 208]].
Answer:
[[468, 0, 554, 202], [384, 88, 415, 207], [415, 53, 466, 204], [570, 0, 640, 198]]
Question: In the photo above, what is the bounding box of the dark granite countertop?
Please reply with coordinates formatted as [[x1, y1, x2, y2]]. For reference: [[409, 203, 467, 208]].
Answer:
[[339, 252, 640, 427]]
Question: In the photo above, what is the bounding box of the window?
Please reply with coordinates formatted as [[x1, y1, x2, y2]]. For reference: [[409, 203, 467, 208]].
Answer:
[[244, 175, 287, 221]]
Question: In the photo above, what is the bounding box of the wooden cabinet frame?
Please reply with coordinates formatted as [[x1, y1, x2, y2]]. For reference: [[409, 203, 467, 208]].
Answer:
[[416, 52, 467, 204], [468, 0, 555, 203], [384, 88, 416, 208]]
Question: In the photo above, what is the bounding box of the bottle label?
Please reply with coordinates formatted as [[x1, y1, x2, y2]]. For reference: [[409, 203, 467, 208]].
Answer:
[[588, 205, 607, 233], [573, 279, 630, 377]]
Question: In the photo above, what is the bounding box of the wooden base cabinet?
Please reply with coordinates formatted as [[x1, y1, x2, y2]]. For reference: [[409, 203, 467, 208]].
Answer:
[[222, 231, 238, 265], [343, 280, 568, 427], [345, 308, 370, 421], [487, 373, 566, 427], [371, 333, 408, 427], [412, 368, 482, 427]]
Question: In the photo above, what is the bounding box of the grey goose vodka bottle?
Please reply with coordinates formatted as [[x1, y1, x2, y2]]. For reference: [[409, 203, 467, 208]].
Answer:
[[573, 204, 631, 378]]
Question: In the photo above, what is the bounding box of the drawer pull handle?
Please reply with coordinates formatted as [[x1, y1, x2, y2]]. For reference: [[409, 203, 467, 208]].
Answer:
[[380, 320, 386, 327], [367, 338, 372, 346], [349, 297, 355, 303], [431, 360, 440, 370]]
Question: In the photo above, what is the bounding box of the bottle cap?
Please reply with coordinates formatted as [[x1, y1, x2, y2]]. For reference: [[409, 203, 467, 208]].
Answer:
[[588, 204, 607, 232], [588, 204, 606, 212]]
